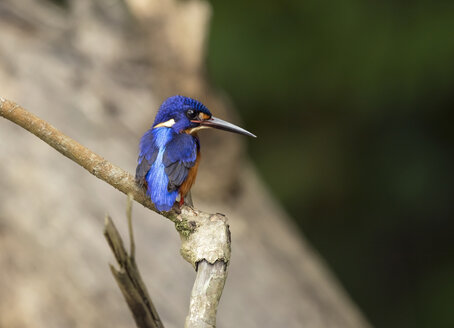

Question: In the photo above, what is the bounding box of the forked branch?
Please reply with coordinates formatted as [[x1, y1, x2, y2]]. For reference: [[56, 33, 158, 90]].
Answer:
[[104, 195, 164, 328], [0, 98, 231, 328]]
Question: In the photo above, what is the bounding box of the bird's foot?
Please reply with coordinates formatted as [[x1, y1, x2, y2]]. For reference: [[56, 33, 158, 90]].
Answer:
[[171, 202, 182, 214]]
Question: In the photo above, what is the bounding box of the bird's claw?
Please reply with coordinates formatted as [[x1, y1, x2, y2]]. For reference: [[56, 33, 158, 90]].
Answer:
[[171, 202, 182, 214]]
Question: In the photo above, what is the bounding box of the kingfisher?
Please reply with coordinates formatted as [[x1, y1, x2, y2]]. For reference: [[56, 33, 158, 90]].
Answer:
[[135, 95, 256, 212]]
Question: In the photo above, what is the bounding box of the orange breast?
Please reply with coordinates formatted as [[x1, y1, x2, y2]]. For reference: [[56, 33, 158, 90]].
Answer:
[[178, 150, 201, 198]]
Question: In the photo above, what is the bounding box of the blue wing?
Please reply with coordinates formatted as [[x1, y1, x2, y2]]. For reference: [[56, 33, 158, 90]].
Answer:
[[162, 134, 198, 192], [135, 128, 198, 211]]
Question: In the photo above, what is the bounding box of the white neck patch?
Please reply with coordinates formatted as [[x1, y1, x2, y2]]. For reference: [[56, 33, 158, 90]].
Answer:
[[154, 119, 176, 128]]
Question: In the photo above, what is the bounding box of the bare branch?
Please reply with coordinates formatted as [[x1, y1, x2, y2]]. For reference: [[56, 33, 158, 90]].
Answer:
[[178, 208, 230, 328], [0, 97, 231, 328], [104, 213, 164, 328], [185, 261, 227, 328], [0, 97, 176, 222]]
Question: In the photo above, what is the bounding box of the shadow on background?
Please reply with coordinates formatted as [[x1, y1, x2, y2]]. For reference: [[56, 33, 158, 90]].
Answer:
[[207, 1, 454, 327]]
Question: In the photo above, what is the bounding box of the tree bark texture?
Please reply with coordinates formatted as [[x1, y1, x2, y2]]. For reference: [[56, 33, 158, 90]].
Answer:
[[0, 0, 371, 327]]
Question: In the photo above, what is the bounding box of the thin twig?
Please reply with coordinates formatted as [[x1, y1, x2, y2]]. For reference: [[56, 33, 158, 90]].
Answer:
[[127, 193, 136, 260], [104, 213, 164, 328]]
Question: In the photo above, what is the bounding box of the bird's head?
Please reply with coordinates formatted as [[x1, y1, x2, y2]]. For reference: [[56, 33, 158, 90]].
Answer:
[[153, 95, 256, 137]]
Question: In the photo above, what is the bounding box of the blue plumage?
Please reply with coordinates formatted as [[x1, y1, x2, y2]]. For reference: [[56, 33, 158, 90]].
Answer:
[[136, 96, 207, 211], [136, 95, 255, 212], [139, 127, 178, 211]]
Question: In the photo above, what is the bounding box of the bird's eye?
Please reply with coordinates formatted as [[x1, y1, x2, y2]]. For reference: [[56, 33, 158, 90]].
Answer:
[[186, 109, 198, 120]]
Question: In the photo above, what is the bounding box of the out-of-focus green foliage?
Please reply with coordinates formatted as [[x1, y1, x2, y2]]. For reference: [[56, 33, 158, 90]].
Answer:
[[207, 1, 454, 327]]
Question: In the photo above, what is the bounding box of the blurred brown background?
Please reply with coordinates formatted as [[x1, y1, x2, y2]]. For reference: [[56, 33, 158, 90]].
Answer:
[[0, 0, 370, 328], [1, 0, 452, 328]]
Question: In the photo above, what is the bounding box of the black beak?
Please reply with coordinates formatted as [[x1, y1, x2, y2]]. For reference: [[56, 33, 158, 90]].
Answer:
[[192, 116, 256, 138]]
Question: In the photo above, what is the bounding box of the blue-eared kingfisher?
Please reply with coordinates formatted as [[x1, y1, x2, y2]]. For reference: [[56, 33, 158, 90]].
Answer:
[[135, 95, 256, 212]]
